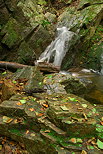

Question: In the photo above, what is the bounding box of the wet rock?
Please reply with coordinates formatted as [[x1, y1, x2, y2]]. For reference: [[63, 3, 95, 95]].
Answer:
[[43, 73, 71, 94], [85, 89, 103, 104], [43, 72, 94, 97], [13, 66, 44, 92], [58, 3, 103, 70], [61, 77, 91, 96], [1, 79, 17, 101]]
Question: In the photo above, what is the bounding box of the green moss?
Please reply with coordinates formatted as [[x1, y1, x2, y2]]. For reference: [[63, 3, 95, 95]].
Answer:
[[9, 128, 23, 136], [17, 41, 33, 63], [1, 18, 22, 48]]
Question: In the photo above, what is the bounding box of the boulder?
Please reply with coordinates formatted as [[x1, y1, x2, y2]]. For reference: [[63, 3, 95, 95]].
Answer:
[[13, 66, 44, 92]]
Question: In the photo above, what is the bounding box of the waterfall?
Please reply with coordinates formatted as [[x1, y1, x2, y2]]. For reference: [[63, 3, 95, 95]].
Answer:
[[37, 27, 76, 67], [101, 53, 103, 75]]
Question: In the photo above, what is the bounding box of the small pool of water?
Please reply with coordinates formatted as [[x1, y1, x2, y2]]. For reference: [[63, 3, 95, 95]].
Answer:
[[68, 69, 103, 104]]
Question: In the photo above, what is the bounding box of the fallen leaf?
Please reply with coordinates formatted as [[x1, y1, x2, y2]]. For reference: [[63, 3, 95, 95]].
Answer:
[[3, 116, 13, 123], [83, 113, 88, 120], [29, 108, 35, 112], [12, 80, 17, 84], [69, 138, 76, 143], [44, 130, 50, 133], [26, 130, 29, 134], [81, 150, 87, 154], [20, 100, 26, 104], [9, 141, 16, 146], [97, 139, 103, 149], [16, 102, 22, 106], [68, 97, 78, 102], [37, 113, 44, 117], [39, 82, 42, 85], [92, 108, 96, 113], [82, 104, 87, 108], [76, 138, 83, 143], [30, 133, 35, 137], [2, 71, 7, 75], [100, 121, 103, 125], [14, 118, 23, 123], [87, 145, 94, 150], [42, 104, 48, 108], [2, 137, 6, 144], [61, 106, 69, 111]]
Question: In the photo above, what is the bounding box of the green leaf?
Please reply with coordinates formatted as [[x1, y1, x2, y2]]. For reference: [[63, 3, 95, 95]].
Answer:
[[68, 97, 78, 102], [12, 80, 17, 84], [76, 138, 83, 143], [92, 108, 96, 113], [48, 75, 53, 79], [87, 112, 92, 117], [20, 100, 26, 104], [82, 104, 87, 108], [2, 71, 7, 75], [61, 106, 69, 111], [65, 121, 72, 124], [39, 82, 42, 85], [96, 124, 103, 133], [87, 145, 94, 149], [97, 139, 103, 149]]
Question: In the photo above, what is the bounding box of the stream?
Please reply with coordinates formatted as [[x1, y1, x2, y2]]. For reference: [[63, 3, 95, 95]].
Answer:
[[37, 26, 103, 104]]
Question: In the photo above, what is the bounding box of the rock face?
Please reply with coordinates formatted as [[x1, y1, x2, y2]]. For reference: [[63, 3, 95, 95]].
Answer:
[[58, 0, 103, 70], [0, 0, 55, 64]]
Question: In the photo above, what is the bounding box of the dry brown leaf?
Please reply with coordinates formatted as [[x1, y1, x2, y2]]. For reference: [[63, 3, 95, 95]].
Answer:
[[16, 102, 22, 106], [44, 130, 50, 133], [29, 108, 35, 112], [100, 121, 103, 125], [37, 113, 44, 117], [14, 118, 23, 124], [81, 150, 88, 154], [42, 104, 49, 108], [3, 116, 13, 124], [26, 130, 29, 134], [2, 137, 7, 144]]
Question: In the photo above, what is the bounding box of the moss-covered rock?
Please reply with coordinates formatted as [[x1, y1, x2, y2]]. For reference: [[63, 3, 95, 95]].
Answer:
[[1, 18, 23, 48], [0, 0, 55, 63]]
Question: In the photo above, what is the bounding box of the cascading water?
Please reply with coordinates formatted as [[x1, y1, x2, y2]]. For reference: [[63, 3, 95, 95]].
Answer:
[[37, 27, 76, 67], [101, 53, 103, 75]]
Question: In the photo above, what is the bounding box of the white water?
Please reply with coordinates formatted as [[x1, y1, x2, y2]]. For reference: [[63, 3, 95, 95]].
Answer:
[[101, 53, 103, 74], [37, 27, 76, 67]]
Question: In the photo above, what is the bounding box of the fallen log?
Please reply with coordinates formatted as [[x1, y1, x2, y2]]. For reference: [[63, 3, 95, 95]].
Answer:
[[0, 61, 28, 70], [35, 62, 60, 73], [0, 61, 60, 73]]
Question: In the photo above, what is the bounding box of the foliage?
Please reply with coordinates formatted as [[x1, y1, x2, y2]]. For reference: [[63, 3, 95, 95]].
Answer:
[[38, 0, 47, 5], [41, 19, 51, 27]]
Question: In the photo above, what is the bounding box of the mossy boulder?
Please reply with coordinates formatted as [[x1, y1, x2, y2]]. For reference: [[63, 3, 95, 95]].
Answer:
[[13, 66, 44, 92]]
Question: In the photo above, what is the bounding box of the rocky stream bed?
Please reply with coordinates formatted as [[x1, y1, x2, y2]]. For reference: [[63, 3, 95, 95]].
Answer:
[[0, 66, 103, 154]]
